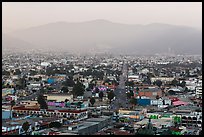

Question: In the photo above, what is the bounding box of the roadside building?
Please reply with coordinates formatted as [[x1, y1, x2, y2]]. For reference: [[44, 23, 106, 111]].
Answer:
[[44, 93, 73, 102], [135, 86, 162, 98]]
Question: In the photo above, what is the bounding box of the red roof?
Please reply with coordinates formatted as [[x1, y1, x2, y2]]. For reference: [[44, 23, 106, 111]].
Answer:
[[113, 130, 133, 135], [13, 106, 40, 111], [58, 109, 87, 113], [94, 131, 108, 135], [173, 101, 188, 106], [170, 127, 182, 132], [48, 132, 60, 135], [40, 122, 49, 126]]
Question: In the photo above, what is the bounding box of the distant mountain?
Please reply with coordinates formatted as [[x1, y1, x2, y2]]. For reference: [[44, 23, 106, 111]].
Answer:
[[5, 19, 202, 55], [2, 34, 36, 52]]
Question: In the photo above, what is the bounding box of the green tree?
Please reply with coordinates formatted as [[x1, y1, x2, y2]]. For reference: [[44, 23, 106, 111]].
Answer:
[[64, 99, 69, 107], [72, 80, 85, 97], [10, 100, 15, 119], [32, 127, 35, 132], [161, 128, 172, 135], [161, 87, 165, 96], [2, 70, 10, 76], [126, 92, 131, 99], [47, 86, 54, 91], [129, 98, 136, 109], [154, 80, 162, 88], [99, 91, 104, 101], [107, 91, 115, 104], [13, 69, 21, 75], [61, 86, 69, 93], [37, 94, 48, 109], [88, 83, 95, 90], [126, 90, 134, 99], [171, 79, 179, 87], [135, 87, 139, 94], [137, 119, 154, 135], [90, 97, 96, 106], [40, 88, 46, 94], [130, 90, 134, 96], [49, 121, 62, 128], [128, 81, 134, 87], [30, 70, 37, 76], [95, 87, 100, 93], [63, 77, 75, 87], [77, 101, 82, 107], [22, 121, 30, 135], [132, 67, 137, 74], [16, 76, 26, 90], [185, 69, 190, 77], [137, 127, 154, 135], [180, 80, 186, 88], [143, 75, 152, 85], [184, 87, 189, 93]]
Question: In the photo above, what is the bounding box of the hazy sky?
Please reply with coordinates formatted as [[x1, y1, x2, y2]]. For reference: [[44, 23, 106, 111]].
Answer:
[[3, 2, 202, 31]]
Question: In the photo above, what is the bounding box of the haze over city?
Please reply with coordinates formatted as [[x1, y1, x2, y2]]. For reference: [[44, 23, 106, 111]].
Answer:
[[2, 2, 202, 135], [2, 2, 202, 55], [2, 2, 202, 30]]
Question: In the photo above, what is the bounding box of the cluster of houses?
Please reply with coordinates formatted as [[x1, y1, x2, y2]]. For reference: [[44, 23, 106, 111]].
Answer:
[[2, 52, 202, 135]]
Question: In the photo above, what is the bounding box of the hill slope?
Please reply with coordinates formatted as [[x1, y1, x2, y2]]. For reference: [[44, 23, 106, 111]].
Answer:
[[5, 19, 202, 55]]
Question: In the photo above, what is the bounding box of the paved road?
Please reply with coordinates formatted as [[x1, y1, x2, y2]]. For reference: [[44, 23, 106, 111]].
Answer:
[[111, 61, 129, 111]]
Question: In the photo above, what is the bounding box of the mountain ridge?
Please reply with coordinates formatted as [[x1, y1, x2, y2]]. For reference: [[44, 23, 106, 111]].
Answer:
[[3, 20, 202, 55]]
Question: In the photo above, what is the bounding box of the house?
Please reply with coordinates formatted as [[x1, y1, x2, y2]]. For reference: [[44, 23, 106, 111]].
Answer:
[[40, 62, 51, 67], [2, 88, 15, 97], [134, 86, 162, 98], [2, 109, 12, 119], [151, 77, 174, 84], [13, 105, 88, 121], [134, 118, 173, 129], [168, 86, 184, 95], [65, 116, 111, 135], [128, 75, 141, 82], [195, 79, 202, 98], [195, 86, 202, 98], [44, 93, 73, 102], [2, 116, 62, 135]]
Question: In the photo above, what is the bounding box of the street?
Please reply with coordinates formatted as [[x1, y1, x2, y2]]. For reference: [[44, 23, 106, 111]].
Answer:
[[111, 61, 129, 111]]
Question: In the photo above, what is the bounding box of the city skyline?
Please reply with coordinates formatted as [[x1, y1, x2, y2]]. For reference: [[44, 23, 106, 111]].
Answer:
[[2, 2, 202, 135]]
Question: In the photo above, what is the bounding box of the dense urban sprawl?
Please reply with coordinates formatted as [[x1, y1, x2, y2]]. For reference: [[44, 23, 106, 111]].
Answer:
[[2, 51, 202, 135]]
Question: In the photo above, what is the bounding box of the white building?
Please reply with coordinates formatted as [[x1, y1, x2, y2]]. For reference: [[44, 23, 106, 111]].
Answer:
[[195, 86, 202, 97], [40, 62, 51, 67], [195, 81, 202, 98]]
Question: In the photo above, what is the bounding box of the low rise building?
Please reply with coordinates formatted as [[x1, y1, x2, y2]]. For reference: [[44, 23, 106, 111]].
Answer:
[[44, 93, 73, 102], [135, 86, 162, 98], [65, 116, 111, 135]]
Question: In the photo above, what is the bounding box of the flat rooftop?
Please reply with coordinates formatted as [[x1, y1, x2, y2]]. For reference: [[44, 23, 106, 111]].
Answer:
[[135, 118, 172, 128], [85, 116, 111, 122], [2, 116, 61, 128]]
